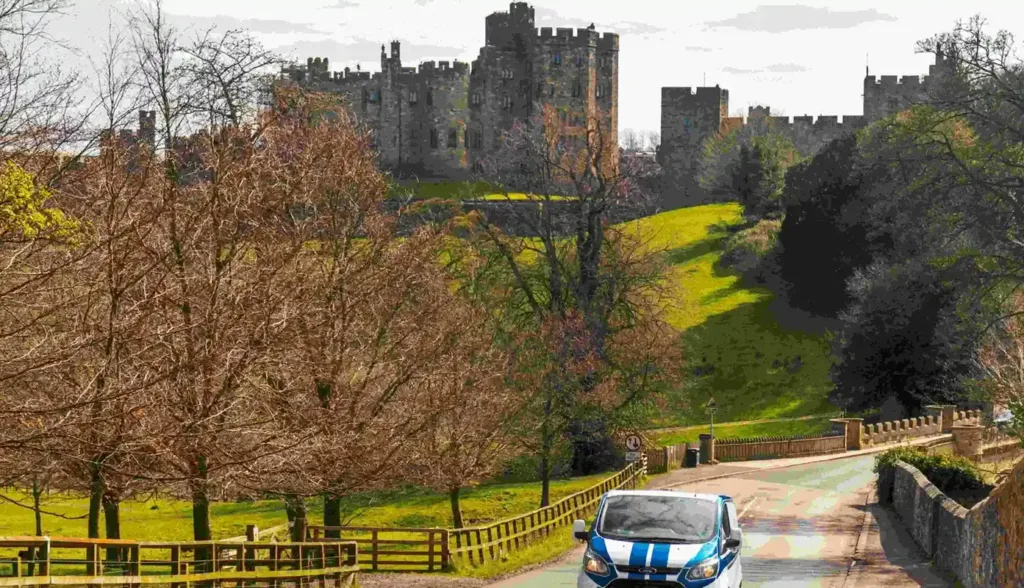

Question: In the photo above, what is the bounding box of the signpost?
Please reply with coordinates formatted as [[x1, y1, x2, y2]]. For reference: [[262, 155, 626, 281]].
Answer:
[[624, 434, 643, 462], [705, 397, 718, 439]]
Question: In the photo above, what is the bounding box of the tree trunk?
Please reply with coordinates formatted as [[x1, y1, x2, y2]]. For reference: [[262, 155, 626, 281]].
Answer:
[[191, 456, 213, 575], [285, 494, 307, 542], [102, 494, 122, 563], [31, 478, 42, 536], [449, 487, 465, 529], [87, 460, 105, 539], [323, 495, 341, 539], [539, 392, 554, 508]]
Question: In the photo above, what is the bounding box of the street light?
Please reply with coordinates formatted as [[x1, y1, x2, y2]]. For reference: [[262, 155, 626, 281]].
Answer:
[[705, 397, 717, 439]]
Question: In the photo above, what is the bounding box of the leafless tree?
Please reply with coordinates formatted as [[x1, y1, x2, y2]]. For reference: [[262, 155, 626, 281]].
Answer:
[[466, 105, 681, 506]]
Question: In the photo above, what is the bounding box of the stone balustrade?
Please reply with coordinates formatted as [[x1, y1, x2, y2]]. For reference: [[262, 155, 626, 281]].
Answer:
[[861, 407, 981, 447]]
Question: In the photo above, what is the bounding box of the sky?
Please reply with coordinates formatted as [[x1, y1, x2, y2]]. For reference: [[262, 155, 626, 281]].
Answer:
[[45, 0, 1024, 136]]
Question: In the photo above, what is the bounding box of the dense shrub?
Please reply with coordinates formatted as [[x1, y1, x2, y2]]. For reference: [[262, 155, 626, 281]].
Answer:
[[720, 218, 782, 284], [874, 446, 990, 504]]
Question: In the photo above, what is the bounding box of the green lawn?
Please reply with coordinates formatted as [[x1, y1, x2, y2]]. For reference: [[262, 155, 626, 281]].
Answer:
[[619, 203, 836, 427], [654, 416, 837, 446], [0, 474, 608, 540]]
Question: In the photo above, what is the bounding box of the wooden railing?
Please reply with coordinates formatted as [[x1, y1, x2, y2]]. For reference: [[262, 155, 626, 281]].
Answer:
[[450, 461, 645, 567], [306, 527, 449, 572], [304, 461, 646, 572], [0, 536, 358, 586], [715, 434, 846, 462]]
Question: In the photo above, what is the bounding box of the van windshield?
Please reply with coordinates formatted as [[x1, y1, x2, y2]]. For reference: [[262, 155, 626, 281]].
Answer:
[[598, 495, 718, 543]]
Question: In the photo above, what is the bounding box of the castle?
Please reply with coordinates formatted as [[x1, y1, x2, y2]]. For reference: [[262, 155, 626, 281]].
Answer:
[[278, 2, 619, 179], [659, 46, 956, 204]]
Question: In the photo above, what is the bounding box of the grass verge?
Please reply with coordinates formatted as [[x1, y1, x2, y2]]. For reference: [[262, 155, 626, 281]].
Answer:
[[0, 474, 609, 540]]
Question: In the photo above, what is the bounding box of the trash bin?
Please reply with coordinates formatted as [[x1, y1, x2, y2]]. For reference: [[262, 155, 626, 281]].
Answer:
[[684, 448, 700, 468]]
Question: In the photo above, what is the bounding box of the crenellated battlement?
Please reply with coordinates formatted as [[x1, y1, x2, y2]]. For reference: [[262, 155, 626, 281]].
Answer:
[[282, 56, 469, 88], [534, 26, 617, 49], [864, 73, 933, 87]]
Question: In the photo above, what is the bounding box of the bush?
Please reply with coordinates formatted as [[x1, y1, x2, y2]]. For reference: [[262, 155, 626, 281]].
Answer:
[[720, 218, 782, 283], [874, 446, 990, 504]]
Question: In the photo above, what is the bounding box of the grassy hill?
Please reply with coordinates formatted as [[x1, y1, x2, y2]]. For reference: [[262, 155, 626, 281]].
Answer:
[[624, 203, 836, 427]]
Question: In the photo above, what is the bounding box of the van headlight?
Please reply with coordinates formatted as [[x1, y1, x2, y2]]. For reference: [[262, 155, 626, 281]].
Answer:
[[583, 550, 610, 575], [685, 555, 719, 581]]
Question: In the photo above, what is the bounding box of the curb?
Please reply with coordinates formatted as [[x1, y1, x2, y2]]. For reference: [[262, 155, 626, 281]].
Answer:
[[839, 487, 877, 588]]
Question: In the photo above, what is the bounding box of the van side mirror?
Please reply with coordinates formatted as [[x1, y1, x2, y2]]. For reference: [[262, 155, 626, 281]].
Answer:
[[572, 519, 588, 541], [724, 537, 741, 551]]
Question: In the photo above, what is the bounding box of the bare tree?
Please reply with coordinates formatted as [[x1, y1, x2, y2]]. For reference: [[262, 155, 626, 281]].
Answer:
[[244, 89, 512, 537], [467, 105, 681, 506], [976, 293, 1024, 441]]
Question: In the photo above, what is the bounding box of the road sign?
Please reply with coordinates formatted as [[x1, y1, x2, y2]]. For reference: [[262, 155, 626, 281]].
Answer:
[[625, 451, 642, 462], [625, 435, 643, 451], [705, 397, 718, 414]]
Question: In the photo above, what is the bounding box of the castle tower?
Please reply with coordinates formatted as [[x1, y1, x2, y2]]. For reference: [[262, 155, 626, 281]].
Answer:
[[863, 46, 949, 122], [660, 85, 728, 205], [138, 110, 156, 153]]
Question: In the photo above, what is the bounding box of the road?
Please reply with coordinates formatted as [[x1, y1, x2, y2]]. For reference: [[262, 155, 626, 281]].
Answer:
[[488, 455, 951, 588]]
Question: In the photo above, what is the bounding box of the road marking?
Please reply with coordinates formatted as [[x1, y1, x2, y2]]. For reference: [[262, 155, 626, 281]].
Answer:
[[738, 496, 760, 519]]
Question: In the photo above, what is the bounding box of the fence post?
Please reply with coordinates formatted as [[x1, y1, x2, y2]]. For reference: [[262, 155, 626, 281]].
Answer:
[[371, 530, 379, 572], [487, 527, 495, 561], [441, 529, 451, 569], [428, 531, 436, 572]]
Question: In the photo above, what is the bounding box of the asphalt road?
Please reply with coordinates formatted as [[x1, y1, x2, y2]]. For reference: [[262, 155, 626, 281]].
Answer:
[[487, 455, 907, 588]]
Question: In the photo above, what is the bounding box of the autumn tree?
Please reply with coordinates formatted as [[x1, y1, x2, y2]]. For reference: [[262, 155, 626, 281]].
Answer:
[[468, 105, 682, 506]]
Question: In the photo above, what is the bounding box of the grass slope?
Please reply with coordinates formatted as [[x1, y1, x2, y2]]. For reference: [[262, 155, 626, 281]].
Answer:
[[655, 417, 835, 446], [622, 203, 835, 427]]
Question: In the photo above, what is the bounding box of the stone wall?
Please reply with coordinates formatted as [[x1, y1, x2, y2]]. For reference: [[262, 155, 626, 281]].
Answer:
[[889, 460, 1024, 587]]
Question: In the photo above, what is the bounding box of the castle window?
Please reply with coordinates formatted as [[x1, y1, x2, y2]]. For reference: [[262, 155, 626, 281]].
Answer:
[[502, 95, 512, 109], [572, 82, 581, 98], [596, 84, 606, 98], [472, 131, 483, 149], [501, 68, 514, 79], [683, 117, 691, 127], [448, 128, 457, 148], [553, 52, 562, 65], [409, 91, 418, 105], [410, 129, 418, 142], [426, 90, 433, 106], [549, 85, 555, 97], [471, 93, 482, 106], [575, 55, 583, 66], [369, 89, 380, 103], [430, 128, 438, 148]]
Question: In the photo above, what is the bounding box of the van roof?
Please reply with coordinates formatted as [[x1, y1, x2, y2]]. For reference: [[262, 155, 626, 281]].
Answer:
[[603, 490, 726, 502]]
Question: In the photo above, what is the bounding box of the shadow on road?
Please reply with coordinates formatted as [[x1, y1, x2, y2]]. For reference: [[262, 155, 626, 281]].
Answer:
[[870, 504, 954, 587]]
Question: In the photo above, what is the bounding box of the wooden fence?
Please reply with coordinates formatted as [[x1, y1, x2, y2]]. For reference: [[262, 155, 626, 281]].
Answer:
[[645, 443, 689, 475], [0, 536, 358, 586], [305, 527, 448, 572], [449, 460, 645, 567], [301, 461, 646, 572], [715, 434, 846, 462]]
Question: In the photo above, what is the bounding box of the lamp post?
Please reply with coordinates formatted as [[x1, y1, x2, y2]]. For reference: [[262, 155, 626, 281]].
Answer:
[[706, 397, 717, 438]]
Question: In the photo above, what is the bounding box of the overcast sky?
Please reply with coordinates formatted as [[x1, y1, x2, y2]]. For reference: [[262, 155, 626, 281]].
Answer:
[[47, 1, 1024, 135]]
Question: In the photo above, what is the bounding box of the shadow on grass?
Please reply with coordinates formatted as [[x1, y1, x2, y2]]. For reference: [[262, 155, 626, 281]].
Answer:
[[665, 234, 729, 266], [665, 293, 835, 426]]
